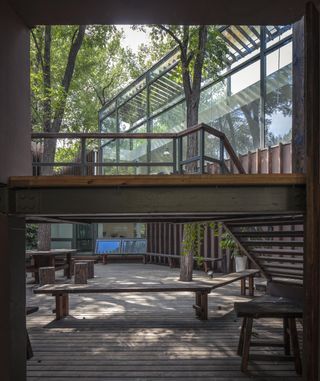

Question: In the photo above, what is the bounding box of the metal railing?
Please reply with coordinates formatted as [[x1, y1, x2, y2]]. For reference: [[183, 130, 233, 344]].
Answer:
[[31, 123, 246, 176]]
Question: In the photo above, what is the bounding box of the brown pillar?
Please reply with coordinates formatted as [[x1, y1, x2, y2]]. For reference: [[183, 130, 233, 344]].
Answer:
[[0, 2, 30, 381], [0, 216, 26, 381], [292, 17, 305, 173], [304, 3, 320, 381]]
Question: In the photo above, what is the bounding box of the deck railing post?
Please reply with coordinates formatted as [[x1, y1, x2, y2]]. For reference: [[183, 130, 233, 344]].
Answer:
[[199, 128, 205, 174], [177, 136, 183, 174], [173, 136, 177, 174], [220, 139, 225, 174], [81, 138, 87, 176]]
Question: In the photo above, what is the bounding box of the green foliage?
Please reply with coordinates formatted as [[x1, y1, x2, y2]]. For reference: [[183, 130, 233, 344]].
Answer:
[[181, 223, 205, 266], [182, 221, 243, 267], [213, 223, 242, 257], [148, 25, 228, 87], [26, 224, 38, 250]]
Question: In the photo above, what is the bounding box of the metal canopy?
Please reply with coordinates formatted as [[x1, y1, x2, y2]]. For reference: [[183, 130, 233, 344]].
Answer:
[[99, 24, 292, 132]]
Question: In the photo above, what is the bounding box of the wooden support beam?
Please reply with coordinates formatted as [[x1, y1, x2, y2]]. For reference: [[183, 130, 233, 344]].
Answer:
[[304, 3, 320, 381], [292, 17, 305, 174], [7, 183, 305, 220]]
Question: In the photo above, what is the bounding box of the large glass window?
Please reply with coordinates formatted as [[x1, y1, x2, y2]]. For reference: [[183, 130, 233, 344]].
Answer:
[[98, 25, 293, 163], [265, 42, 292, 146], [151, 102, 186, 133]]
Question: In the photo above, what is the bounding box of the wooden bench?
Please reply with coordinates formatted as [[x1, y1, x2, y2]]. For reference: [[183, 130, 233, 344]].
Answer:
[[34, 283, 212, 321], [202, 256, 227, 273], [234, 295, 303, 374], [143, 253, 180, 267], [101, 254, 144, 265], [144, 253, 227, 272], [34, 269, 259, 321]]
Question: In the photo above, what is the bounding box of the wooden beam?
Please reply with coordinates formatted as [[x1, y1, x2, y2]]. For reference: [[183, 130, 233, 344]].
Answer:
[[8, 184, 305, 218], [9, 174, 306, 188]]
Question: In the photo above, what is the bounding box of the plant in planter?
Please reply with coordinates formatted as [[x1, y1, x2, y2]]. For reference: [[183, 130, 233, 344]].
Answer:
[[214, 224, 247, 272]]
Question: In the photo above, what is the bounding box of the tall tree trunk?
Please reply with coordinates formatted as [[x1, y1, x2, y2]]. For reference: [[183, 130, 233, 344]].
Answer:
[[37, 224, 51, 251], [240, 101, 260, 149], [179, 26, 207, 282], [37, 25, 86, 251]]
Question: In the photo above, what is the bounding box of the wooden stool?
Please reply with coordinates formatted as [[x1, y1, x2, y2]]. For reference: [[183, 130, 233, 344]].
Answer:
[[39, 266, 55, 285], [234, 297, 303, 374], [72, 260, 95, 278], [74, 262, 88, 284]]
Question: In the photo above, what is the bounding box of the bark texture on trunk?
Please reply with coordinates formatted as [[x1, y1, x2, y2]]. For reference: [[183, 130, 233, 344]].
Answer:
[[37, 224, 51, 251], [36, 25, 86, 250], [179, 26, 207, 281]]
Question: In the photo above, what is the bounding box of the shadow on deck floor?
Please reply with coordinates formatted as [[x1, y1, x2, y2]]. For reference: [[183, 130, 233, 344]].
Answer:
[[26, 263, 302, 381]]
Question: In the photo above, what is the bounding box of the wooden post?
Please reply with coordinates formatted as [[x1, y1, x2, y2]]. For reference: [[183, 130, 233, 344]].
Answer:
[[39, 266, 55, 285], [74, 262, 88, 284], [304, 4, 320, 381], [241, 317, 253, 372], [292, 17, 305, 173], [241, 278, 246, 295], [248, 275, 254, 297]]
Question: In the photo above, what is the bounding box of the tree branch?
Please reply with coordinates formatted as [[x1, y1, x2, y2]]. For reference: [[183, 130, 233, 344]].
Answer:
[[51, 25, 86, 132], [156, 24, 184, 51], [31, 28, 45, 71]]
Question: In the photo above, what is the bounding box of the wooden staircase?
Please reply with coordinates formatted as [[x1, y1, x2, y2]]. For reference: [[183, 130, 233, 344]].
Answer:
[[224, 215, 304, 287]]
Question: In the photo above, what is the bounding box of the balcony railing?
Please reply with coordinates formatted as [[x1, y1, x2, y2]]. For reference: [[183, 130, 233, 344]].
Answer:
[[31, 123, 245, 176]]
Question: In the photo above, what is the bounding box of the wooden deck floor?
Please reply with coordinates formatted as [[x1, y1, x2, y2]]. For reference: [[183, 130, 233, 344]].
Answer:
[[27, 263, 303, 380]]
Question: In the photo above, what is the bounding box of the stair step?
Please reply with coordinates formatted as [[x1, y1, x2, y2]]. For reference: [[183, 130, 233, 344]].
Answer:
[[272, 277, 303, 286], [260, 263, 303, 271], [226, 219, 304, 227], [267, 268, 303, 276], [250, 248, 303, 256], [241, 240, 304, 247], [257, 256, 304, 263], [235, 231, 304, 238], [268, 271, 304, 280]]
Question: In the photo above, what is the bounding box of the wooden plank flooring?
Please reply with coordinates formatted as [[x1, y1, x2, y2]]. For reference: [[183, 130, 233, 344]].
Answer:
[[27, 263, 303, 380]]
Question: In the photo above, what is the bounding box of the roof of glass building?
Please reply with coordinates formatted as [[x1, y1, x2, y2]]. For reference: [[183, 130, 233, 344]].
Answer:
[[98, 24, 292, 133]]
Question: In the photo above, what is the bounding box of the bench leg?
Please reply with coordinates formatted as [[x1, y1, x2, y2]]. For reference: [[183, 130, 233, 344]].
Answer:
[[288, 318, 302, 375], [241, 278, 246, 296], [248, 275, 254, 297], [26, 330, 33, 360], [237, 317, 247, 356], [194, 292, 201, 317], [55, 294, 69, 320], [283, 318, 290, 355], [200, 292, 208, 320], [241, 317, 253, 372]]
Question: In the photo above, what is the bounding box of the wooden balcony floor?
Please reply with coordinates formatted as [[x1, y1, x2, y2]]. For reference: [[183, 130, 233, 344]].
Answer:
[[27, 263, 303, 381]]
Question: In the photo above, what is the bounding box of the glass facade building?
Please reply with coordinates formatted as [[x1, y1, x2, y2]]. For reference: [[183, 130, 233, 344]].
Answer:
[[98, 25, 292, 174]]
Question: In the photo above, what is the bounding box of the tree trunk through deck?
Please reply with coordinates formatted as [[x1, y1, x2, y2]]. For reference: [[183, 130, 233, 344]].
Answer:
[[179, 26, 208, 282], [37, 224, 51, 251]]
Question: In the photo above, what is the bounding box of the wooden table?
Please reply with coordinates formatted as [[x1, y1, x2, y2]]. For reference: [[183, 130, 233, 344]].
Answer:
[[27, 249, 76, 283]]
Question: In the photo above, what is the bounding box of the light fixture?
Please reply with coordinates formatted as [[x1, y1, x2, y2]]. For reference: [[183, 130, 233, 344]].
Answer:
[[162, 148, 170, 157]]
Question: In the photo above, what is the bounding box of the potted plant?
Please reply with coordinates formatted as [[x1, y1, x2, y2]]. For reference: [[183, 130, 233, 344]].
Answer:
[[216, 228, 247, 272]]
